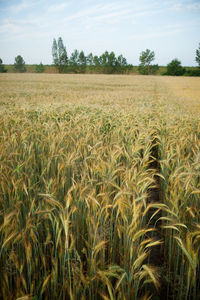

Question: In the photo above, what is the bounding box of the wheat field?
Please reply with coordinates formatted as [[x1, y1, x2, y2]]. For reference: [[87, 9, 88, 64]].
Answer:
[[0, 74, 199, 300]]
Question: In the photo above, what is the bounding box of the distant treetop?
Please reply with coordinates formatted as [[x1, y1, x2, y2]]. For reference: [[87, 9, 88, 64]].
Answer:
[[195, 43, 200, 68], [138, 49, 159, 75], [0, 58, 7, 73], [14, 55, 26, 73]]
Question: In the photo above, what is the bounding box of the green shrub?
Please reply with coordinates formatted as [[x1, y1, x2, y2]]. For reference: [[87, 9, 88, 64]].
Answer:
[[35, 62, 45, 73], [0, 58, 7, 73], [138, 64, 159, 75], [165, 59, 185, 76], [184, 68, 200, 77]]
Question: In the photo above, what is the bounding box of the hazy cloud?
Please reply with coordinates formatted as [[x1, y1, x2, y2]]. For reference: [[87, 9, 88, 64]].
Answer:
[[129, 28, 183, 40], [9, 0, 38, 14], [47, 2, 71, 13], [170, 1, 200, 11]]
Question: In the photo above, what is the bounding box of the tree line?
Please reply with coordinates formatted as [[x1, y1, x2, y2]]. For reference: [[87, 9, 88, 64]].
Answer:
[[52, 37, 132, 74], [1, 39, 200, 76]]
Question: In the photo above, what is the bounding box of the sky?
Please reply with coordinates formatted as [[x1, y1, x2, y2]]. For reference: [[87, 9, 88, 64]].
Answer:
[[0, 0, 200, 66]]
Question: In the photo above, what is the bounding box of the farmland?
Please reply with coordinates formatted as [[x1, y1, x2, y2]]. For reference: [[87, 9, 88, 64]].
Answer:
[[0, 74, 200, 299]]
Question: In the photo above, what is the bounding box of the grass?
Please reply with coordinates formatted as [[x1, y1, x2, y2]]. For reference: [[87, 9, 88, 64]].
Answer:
[[0, 74, 199, 299]]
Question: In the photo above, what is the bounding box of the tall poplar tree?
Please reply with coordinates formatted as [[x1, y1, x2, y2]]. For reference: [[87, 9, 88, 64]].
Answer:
[[196, 43, 200, 68], [52, 37, 68, 73]]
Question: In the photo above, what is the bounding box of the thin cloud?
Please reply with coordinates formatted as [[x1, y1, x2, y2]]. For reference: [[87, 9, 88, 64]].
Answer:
[[47, 2, 71, 13], [187, 2, 200, 10], [63, 3, 122, 21], [62, 3, 163, 27], [133, 8, 163, 17], [170, 1, 200, 12], [0, 18, 42, 35], [9, 0, 37, 14], [129, 27, 183, 40], [88, 9, 132, 22]]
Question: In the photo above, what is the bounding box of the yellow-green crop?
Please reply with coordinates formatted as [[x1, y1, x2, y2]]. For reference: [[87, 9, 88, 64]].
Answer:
[[0, 73, 199, 299]]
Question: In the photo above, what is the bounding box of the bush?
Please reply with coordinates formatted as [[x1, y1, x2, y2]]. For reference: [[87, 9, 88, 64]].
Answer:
[[0, 58, 7, 73], [35, 62, 45, 73], [165, 59, 185, 76], [184, 68, 200, 77], [138, 64, 159, 75]]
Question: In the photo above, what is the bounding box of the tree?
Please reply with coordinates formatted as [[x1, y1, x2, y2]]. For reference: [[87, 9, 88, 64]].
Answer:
[[195, 43, 200, 68], [52, 39, 58, 66], [107, 51, 117, 73], [52, 37, 68, 73], [14, 55, 26, 72], [86, 53, 94, 72], [117, 55, 127, 71], [86, 53, 94, 66], [166, 59, 185, 76], [35, 62, 45, 73], [69, 49, 79, 73], [93, 55, 100, 66], [116, 55, 133, 74], [0, 58, 7, 73], [138, 49, 158, 75], [98, 51, 119, 74], [78, 51, 86, 73]]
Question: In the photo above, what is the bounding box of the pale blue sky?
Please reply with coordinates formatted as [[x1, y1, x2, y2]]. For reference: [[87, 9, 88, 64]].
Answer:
[[0, 0, 200, 65]]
